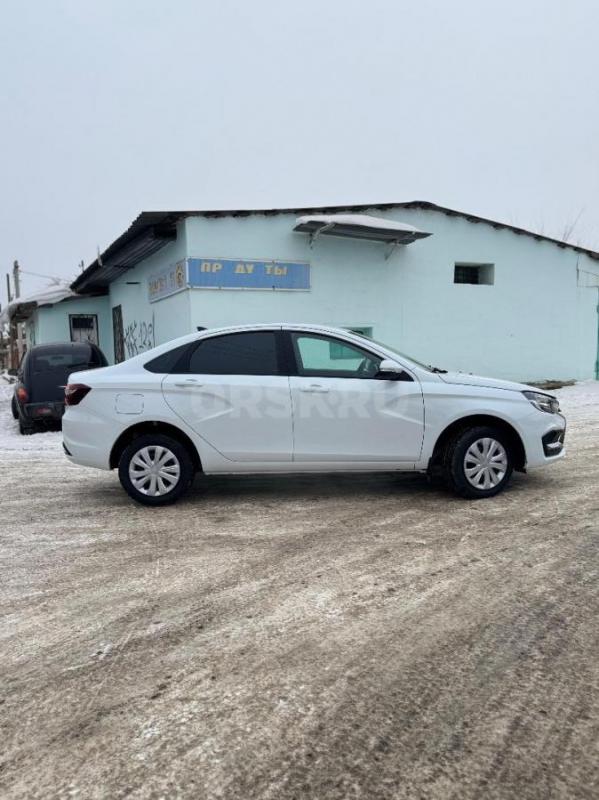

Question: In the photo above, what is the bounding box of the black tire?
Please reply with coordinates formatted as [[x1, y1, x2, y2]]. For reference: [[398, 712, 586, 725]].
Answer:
[[118, 433, 195, 506], [11, 395, 19, 420], [444, 425, 513, 499], [19, 419, 36, 436]]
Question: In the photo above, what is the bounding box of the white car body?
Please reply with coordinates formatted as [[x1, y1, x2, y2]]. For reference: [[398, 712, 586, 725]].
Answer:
[[63, 324, 566, 496]]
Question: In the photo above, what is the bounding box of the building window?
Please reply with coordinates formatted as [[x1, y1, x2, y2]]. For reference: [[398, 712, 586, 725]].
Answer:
[[69, 314, 99, 345], [454, 263, 494, 285]]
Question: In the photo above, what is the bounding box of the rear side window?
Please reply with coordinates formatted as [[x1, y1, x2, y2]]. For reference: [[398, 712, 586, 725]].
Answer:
[[144, 343, 192, 374], [187, 331, 280, 375], [32, 346, 94, 373]]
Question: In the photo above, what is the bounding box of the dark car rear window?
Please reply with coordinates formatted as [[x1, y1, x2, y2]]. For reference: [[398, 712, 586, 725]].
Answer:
[[32, 345, 98, 373]]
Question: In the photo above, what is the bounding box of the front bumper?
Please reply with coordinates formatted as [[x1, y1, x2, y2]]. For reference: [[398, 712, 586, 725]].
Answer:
[[542, 425, 566, 457], [523, 411, 566, 468]]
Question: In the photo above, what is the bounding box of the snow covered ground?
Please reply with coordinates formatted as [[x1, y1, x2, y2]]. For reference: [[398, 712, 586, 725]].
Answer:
[[1, 376, 598, 799], [1, 376, 598, 457]]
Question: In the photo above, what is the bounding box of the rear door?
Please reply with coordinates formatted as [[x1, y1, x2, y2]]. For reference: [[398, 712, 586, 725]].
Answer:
[[161, 329, 293, 462], [288, 331, 425, 463]]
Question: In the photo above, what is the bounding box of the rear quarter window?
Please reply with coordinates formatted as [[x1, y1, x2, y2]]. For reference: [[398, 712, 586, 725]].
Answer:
[[144, 343, 193, 374]]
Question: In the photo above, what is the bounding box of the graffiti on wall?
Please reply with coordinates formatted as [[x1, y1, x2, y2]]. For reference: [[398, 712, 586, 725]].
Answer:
[[123, 314, 155, 358]]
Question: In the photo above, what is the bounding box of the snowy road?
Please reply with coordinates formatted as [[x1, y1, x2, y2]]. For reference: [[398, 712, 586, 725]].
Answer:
[[1, 380, 599, 799]]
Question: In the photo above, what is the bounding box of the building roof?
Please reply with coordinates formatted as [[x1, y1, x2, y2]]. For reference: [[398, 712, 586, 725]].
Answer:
[[71, 201, 599, 293]]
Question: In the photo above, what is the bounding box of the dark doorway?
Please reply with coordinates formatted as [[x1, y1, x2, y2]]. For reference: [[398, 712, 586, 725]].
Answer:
[[112, 305, 125, 363]]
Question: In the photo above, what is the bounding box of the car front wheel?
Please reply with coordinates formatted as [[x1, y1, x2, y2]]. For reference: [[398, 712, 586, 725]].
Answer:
[[445, 425, 513, 499], [118, 434, 195, 506]]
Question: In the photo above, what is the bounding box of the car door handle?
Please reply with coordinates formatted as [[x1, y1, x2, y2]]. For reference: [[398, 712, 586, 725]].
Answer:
[[174, 379, 204, 387], [299, 384, 329, 393]]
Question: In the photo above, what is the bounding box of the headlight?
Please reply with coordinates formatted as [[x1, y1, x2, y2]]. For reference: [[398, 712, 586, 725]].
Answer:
[[523, 390, 560, 414]]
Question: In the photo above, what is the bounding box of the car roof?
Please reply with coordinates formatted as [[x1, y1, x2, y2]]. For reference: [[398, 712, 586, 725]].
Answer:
[[29, 341, 95, 352]]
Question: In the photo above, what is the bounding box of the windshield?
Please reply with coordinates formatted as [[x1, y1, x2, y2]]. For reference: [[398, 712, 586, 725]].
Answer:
[[352, 332, 435, 372]]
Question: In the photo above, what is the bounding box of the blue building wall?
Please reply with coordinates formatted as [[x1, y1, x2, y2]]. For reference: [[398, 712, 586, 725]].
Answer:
[[24, 208, 599, 381]]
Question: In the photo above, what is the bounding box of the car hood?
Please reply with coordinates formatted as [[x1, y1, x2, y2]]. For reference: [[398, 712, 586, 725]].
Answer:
[[438, 371, 533, 393]]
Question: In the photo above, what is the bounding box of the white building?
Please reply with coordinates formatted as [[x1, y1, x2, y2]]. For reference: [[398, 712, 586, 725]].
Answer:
[[5, 201, 599, 382]]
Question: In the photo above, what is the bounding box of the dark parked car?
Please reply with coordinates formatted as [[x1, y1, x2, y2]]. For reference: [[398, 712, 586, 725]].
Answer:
[[12, 342, 108, 434]]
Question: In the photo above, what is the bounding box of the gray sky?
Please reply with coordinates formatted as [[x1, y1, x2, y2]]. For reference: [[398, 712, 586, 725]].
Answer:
[[1, 0, 598, 304]]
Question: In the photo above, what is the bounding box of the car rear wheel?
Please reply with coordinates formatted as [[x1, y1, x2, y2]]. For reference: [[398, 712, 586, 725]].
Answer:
[[18, 419, 36, 435], [118, 434, 195, 506], [11, 395, 19, 419], [444, 425, 513, 499]]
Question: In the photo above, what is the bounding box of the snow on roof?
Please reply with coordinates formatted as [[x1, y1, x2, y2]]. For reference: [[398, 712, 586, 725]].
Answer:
[[0, 282, 76, 326], [295, 213, 422, 233]]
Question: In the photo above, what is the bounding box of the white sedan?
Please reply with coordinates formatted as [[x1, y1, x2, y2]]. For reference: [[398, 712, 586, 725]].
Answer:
[[62, 324, 566, 505]]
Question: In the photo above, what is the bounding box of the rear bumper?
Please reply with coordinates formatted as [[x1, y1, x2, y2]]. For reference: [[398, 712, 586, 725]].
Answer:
[[22, 401, 64, 423], [62, 408, 113, 470]]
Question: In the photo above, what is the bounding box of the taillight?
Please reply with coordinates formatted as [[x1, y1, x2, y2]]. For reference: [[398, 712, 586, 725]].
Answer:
[[16, 386, 28, 403], [65, 383, 91, 406]]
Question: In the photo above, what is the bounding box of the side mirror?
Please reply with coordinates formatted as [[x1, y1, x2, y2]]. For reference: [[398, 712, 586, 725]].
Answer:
[[377, 359, 408, 380], [7, 368, 18, 376]]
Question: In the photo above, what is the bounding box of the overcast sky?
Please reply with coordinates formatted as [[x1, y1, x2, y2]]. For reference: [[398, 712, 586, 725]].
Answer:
[[1, 0, 598, 304]]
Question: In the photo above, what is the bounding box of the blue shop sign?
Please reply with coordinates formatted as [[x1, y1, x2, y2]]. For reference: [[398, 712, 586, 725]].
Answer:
[[187, 258, 310, 290], [148, 261, 187, 302]]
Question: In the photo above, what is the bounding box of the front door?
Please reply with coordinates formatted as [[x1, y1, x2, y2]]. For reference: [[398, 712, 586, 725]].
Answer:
[[162, 329, 293, 462], [288, 332, 424, 462]]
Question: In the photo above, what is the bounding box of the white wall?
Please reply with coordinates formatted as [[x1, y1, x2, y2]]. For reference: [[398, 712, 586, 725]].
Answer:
[[25, 208, 599, 380], [184, 209, 599, 381]]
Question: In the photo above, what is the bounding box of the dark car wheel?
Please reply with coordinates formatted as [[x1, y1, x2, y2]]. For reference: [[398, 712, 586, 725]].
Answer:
[[11, 395, 19, 419], [444, 425, 513, 499], [118, 434, 195, 506], [19, 419, 36, 436]]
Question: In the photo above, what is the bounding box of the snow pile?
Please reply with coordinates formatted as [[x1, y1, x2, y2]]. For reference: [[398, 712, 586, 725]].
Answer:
[[295, 213, 423, 234], [554, 380, 599, 429], [0, 380, 62, 455], [0, 282, 75, 326]]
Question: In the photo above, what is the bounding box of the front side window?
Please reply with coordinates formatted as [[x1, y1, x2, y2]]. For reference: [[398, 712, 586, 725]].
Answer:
[[292, 333, 381, 378], [187, 331, 280, 375]]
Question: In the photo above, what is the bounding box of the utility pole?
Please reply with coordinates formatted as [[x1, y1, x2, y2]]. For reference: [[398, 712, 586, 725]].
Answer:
[[13, 260, 20, 298], [4, 272, 17, 369], [9, 262, 22, 367]]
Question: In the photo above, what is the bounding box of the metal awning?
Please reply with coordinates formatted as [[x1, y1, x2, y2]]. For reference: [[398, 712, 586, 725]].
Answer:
[[294, 213, 432, 246]]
